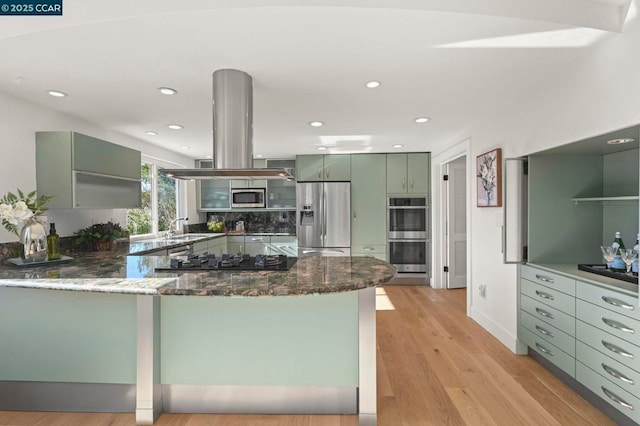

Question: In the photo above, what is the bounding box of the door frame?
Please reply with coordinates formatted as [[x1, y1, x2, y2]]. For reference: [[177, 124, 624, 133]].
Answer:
[[431, 138, 472, 311]]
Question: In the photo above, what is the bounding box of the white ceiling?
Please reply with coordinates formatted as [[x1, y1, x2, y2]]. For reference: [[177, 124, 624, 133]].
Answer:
[[0, 0, 634, 160]]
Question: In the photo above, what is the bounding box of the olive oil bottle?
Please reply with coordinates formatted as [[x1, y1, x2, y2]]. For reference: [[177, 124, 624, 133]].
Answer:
[[47, 222, 61, 260]]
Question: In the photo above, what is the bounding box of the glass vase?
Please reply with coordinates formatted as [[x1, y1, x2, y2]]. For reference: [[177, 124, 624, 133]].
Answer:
[[20, 216, 48, 262]]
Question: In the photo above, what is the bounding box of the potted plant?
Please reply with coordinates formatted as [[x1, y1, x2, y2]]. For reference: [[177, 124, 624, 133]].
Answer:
[[74, 221, 125, 251]]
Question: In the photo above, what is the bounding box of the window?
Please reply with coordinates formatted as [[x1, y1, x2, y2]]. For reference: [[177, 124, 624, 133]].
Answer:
[[127, 159, 179, 237]]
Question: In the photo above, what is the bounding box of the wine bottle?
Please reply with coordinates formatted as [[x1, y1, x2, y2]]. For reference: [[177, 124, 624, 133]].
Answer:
[[632, 233, 639, 274], [47, 222, 61, 260], [611, 231, 626, 272]]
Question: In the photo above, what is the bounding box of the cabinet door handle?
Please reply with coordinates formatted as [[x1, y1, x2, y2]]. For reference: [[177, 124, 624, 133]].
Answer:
[[535, 274, 554, 284], [318, 167, 322, 179], [602, 296, 635, 311], [535, 325, 554, 337], [409, 179, 414, 189], [535, 290, 555, 301], [602, 340, 635, 359], [601, 363, 635, 385], [602, 317, 635, 334], [535, 342, 554, 356], [353, 211, 357, 220], [535, 307, 554, 319], [601, 386, 634, 410], [402, 178, 405, 189], [363, 247, 374, 251], [251, 238, 265, 242], [326, 167, 330, 179]]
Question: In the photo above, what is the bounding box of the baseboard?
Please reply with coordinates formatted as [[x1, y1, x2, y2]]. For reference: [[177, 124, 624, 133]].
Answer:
[[470, 307, 524, 354]]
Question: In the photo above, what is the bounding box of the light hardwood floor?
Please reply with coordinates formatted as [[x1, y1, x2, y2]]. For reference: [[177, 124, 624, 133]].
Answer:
[[0, 285, 616, 426]]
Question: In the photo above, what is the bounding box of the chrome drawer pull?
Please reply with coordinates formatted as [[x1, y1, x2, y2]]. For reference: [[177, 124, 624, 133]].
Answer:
[[602, 317, 635, 334], [535, 274, 554, 284], [535, 290, 555, 300], [602, 340, 635, 359], [363, 247, 374, 251], [535, 325, 554, 337], [602, 363, 635, 385], [535, 343, 554, 356], [602, 296, 635, 311], [535, 307, 554, 319], [601, 386, 634, 410]]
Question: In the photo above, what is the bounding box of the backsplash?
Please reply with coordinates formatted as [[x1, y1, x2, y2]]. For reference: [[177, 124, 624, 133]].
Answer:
[[205, 211, 296, 234]]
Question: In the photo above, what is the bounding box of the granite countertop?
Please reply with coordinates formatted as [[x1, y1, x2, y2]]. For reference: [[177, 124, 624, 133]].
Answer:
[[0, 240, 396, 296]]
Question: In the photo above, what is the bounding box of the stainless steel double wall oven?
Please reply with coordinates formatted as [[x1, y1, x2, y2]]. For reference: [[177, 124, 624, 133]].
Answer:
[[387, 197, 429, 273]]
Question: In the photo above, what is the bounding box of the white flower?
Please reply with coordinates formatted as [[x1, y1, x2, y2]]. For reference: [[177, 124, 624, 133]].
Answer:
[[0, 203, 14, 224], [12, 201, 33, 221]]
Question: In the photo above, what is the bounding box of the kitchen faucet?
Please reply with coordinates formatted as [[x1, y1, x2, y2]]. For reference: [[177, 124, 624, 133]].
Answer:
[[165, 217, 188, 239]]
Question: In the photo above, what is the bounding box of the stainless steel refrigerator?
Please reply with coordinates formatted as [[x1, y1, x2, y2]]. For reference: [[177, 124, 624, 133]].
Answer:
[[297, 182, 351, 257]]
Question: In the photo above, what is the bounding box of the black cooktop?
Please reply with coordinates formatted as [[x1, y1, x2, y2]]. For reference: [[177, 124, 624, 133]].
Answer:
[[155, 253, 297, 272], [578, 264, 638, 284]]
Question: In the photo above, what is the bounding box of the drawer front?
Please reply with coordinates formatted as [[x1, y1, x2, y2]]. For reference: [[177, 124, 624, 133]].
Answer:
[[192, 241, 208, 254], [521, 295, 575, 335], [352, 244, 386, 255], [577, 341, 640, 397], [521, 278, 575, 316], [576, 320, 640, 373], [577, 362, 640, 424], [576, 299, 640, 348], [576, 282, 640, 322], [520, 310, 575, 356], [521, 265, 575, 296], [519, 326, 575, 377]]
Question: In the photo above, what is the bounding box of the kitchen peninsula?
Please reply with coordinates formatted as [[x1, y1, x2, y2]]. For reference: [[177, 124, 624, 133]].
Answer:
[[0, 234, 396, 425]]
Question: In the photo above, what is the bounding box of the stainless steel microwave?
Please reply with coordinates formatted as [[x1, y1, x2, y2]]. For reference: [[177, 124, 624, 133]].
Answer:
[[231, 188, 266, 208]]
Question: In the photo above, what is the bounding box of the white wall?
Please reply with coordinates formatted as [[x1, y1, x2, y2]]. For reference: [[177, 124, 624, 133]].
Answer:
[[432, 5, 640, 352], [0, 90, 194, 242]]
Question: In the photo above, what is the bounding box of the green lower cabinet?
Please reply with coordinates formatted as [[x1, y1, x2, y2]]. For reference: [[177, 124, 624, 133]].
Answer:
[[351, 154, 387, 248], [519, 325, 575, 377]]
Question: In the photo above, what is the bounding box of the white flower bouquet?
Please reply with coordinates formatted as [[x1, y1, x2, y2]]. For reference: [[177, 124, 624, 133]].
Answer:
[[0, 189, 53, 236]]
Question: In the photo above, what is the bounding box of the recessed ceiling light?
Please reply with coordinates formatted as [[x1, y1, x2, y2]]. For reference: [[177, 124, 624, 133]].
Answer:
[[606, 138, 635, 145], [47, 90, 67, 98], [317, 146, 328, 151], [393, 144, 404, 148], [205, 155, 213, 159], [181, 145, 190, 149], [309, 121, 324, 127], [255, 154, 263, 158], [167, 124, 183, 130], [365, 81, 381, 88], [415, 117, 430, 123], [158, 87, 177, 95], [146, 131, 158, 136]]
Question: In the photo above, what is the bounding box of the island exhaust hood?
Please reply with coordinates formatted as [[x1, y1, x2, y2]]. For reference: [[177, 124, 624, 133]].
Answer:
[[160, 69, 295, 181]]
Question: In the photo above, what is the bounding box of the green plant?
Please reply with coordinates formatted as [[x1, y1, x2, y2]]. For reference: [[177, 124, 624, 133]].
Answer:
[[0, 189, 53, 236], [74, 221, 125, 250]]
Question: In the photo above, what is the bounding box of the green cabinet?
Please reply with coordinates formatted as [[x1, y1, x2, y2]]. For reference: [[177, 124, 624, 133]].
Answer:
[[36, 131, 141, 209], [231, 159, 267, 189], [351, 154, 387, 254], [196, 160, 230, 210], [386, 153, 430, 195], [296, 155, 350, 181]]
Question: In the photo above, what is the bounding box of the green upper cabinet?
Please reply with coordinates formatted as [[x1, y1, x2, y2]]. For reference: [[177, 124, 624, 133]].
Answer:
[[351, 154, 387, 248], [196, 160, 230, 210], [386, 153, 430, 195], [36, 131, 141, 209], [296, 155, 351, 181], [231, 159, 267, 189]]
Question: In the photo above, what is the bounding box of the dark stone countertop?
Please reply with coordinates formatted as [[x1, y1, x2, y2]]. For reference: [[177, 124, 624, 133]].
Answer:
[[0, 240, 396, 296]]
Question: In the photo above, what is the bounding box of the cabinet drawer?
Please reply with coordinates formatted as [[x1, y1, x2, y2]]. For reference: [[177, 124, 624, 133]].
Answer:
[[577, 362, 639, 424], [352, 244, 386, 255], [521, 278, 575, 316], [577, 341, 640, 398], [576, 282, 640, 322], [576, 320, 640, 373], [576, 299, 640, 348], [520, 310, 575, 356], [519, 326, 575, 377], [521, 295, 575, 335], [520, 265, 575, 296]]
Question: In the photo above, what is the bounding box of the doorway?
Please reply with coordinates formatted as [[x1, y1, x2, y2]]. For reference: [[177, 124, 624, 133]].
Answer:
[[445, 156, 467, 289]]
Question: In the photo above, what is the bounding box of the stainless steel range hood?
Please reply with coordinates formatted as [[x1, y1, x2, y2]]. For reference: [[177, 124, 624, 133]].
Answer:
[[161, 69, 295, 180]]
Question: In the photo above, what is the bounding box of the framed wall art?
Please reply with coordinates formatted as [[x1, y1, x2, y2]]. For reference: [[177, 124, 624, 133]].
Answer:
[[476, 148, 502, 207]]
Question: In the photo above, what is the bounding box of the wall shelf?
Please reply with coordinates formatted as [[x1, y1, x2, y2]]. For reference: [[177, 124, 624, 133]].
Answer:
[[571, 195, 639, 204]]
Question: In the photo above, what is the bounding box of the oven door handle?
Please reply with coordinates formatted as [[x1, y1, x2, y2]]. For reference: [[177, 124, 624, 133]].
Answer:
[[388, 239, 428, 242], [386, 206, 428, 210]]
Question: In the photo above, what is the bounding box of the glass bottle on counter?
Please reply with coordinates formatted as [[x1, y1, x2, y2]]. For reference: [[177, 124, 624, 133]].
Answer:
[[610, 231, 626, 272], [633, 233, 639, 274], [46, 222, 61, 260]]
